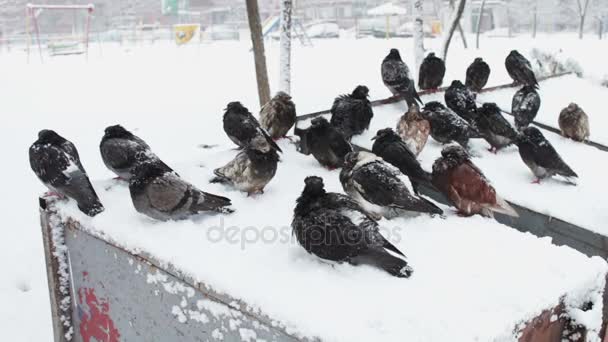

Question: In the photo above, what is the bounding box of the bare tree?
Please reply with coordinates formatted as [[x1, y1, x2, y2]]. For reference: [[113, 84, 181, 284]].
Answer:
[[413, 0, 425, 73], [576, 0, 593, 39], [475, 0, 487, 48], [449, 0, 468, 48], [246, 0, 271, 107], [279, 0, 292, 94], [532, 0, 538, 38], [441, 0, 466, 63]]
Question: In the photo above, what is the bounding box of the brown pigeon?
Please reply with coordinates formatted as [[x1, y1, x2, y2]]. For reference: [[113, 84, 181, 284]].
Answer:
[[396, 104, 430, 156], [558, 103, 590, 142]]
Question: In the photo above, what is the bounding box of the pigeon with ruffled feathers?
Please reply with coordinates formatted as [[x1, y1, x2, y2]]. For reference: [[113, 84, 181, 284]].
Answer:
[[100, 124, 173, 180], [129, 160, 233, 221], [432, 145, 518, 218], [330, 85, 374, 140], [30, 130, 104, 216], [516, 127, 578, 183], [381, 48, 423, 108], [558, 103, 590, 142], [211, 135, 279, 195], [512, 85, 541, 131], [292, 176, 413, 278], [418, 52, 446, 90], [465, 57, 490, 92], [445, 80, 479, 125], [371, 128, 432, 195], [421, 101, 482, 147], [476, 103, 519, 153], [223, 101, 282, 152], [299, 117, 353, 169], [259, 92, 296, 140], [340, 151, 443, 219], [396, 104, 430, 157], [505, 50, 539, 89]]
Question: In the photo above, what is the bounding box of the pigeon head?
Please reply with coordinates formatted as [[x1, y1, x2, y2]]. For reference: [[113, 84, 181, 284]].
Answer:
[[274, 91, 291, 101], [310, 116, 330, 128], [342, 151, 360, 169], [372, 128, 398, 142], [422, 101, 446, 118], [521, 126, 546, 144], [104, 124, 133, 139], [450, 80, 465, 88], [351, 85, 369, 99], [441, 144, 469, 160], [474, 57, 483, 63], [130, 160, 171, 185], [427, 52, 436, 59], [566, 103, 580, 112], [480, 102, 501, 115], [302, 176, 326, 197], [509, 50, 520, 57], [225, 101, 247, 113], [248, 135, 272, 153], [387, 48, 402, 60], [37, 129, 66, 145]]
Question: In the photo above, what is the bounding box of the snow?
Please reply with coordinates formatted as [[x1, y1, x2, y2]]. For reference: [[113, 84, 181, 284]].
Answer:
[[2, 33, 608, 339]]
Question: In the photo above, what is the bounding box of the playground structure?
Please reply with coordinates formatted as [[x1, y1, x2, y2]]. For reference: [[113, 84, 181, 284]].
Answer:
[[261, 14, 312, 46], [25, 3, 94, 62]]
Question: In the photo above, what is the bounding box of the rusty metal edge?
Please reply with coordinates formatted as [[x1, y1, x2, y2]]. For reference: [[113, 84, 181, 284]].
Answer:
[[295, 72, 573, 122], [40, 197, 74, 342], [40, 198, 312, 342]]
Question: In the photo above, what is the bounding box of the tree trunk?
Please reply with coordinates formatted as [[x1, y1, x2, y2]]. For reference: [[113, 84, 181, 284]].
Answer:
[[441, 0, 466, 63], [246, 0, 271, 107], [577, 0, 592, 39], [532, 0, 538, 38], [414, 0, 425, 73], [475, 0, 486, 49], [579, 15, 585, 39], [279, 0, 293, 94], [449, 0, 468, 48]]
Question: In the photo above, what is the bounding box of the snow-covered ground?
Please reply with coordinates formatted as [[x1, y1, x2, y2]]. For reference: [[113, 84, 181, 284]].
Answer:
[[1, 33, 607, 340]]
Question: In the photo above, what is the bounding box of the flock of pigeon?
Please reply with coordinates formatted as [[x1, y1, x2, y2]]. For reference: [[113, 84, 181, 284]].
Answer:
[[29, 47, 591, 279]]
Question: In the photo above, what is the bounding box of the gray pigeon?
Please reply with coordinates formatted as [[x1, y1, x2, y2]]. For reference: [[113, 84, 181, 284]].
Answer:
[[381, 48, 423, 108], [100, 124, 172, 180], [505, 50, 539, 89], [512, 85, 541, 131], [340, 151, 443, 219], [29, 130, 104, 216], [223, 102, 282, 152], [259, 92, 296, 140], [211, 135, 279, 195], [129, 161, 233, 221], [421, 101, 482, 147], [558, 103, 590, 142], [476, 103, 519, 153]]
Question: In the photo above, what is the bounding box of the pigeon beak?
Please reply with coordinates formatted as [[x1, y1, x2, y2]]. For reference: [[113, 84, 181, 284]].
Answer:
[[371, 136, 378, 141]]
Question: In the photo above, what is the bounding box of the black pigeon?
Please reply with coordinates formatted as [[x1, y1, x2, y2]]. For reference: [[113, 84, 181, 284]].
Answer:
[[371, 128, 432, 194], [100, 125, 172, 180], [300, 117, 353, 169], [340, 151, 443, 219], [421, 101, 482, 147], [292, 176, 413, 278], [129, 160, 233, 221], [29, 130, 104, 216], [505, 50, 539, 89], [512, 85, 541, 131], [381, 48, 423, 108], [476, 103, 519, 153], [211, 135, 279, 195], [445, 80, 479, 124], [223, 101, 282, 152], [465, 57, 490, 92], [259, 91, 296, 140], [330, 85, 374, 140], [515, 127, 577, 183], [418, 52, 446, 90]]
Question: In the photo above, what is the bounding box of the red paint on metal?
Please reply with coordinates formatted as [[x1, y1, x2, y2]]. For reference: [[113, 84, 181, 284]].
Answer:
[[78, 287, 120, 342]]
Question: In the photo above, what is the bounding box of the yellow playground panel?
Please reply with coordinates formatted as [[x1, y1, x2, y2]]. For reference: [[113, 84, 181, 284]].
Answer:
[[173, 24, 200, 45]]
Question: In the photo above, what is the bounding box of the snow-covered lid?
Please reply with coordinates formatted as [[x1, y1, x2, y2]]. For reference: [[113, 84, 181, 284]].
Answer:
[[367, 2, 408, 16]]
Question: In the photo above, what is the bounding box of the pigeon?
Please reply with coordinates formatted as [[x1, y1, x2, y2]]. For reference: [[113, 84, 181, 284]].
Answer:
[[292, 176, 413, 278], [223, 101, 282, 152], [515, 127, 578, 184], [129, 160, 233, 221], [29, 130, 104, 216], [475, 103, 519, 153], [381, 48, 423, 108], [432, 145, 518, 218], [445, 80, 479, 125], [300, 117, 353, 169], [259, 91, 296, 140], [465, 57, 490, 92], [371, 128, 432, 195], [330, 85, 374, 140], [396, 104, 430, 157], [418, 52, 446, 91], [421, 101, 482, 147], [505, 50, 539, 89], [340, 151, 443, 219], [512, 85, 541, 131], [558, 103, 590, 142], [211, 135, 279, 195], [100, 124, 172, 181]]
